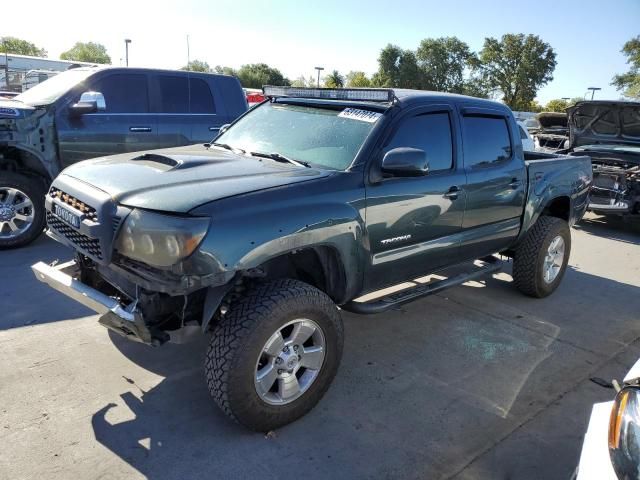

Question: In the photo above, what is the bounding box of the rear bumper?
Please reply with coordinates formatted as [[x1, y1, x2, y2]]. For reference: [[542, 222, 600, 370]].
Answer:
[[31, 260, 166, 346]]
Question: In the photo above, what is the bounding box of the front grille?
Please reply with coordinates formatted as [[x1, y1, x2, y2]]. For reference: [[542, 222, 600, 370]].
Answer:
[[47, 212, 103, 259], [49, 187, 98, 222]]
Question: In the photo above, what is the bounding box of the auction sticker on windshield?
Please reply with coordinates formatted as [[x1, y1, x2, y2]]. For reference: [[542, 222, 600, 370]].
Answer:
[[338, 108, 382, 123]]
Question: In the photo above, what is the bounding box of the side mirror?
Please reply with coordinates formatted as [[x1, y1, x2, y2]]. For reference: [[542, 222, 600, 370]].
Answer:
[[69, 91, 106, 116], [381, 147, 429, 176], [219, 124, 231, 134]]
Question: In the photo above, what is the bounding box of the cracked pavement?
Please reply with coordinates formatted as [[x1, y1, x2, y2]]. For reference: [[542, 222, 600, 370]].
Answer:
[[1, 212, 639, 480]]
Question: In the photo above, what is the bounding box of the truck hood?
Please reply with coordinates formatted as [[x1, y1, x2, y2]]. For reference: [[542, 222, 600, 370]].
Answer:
[[0, 98, 37, 119], [567, 101, 640, 148], [59, 145, 332, 212]]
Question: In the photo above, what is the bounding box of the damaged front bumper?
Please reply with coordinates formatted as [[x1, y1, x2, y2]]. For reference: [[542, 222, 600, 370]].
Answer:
[[31, 260, 169, 346]]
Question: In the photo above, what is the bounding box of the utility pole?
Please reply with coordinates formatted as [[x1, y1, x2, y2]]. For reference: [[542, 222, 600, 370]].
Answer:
[[124, 39, 132, 67], [186, 35, 190, 70], [587, 87, 601, 100], [315, 66, 324, 88]]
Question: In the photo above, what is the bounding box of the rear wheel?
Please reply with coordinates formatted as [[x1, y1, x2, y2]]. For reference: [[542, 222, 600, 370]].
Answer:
[[0, 172, 45, 249], [205, 279, 344, 431], [513, 216, 571, 298]]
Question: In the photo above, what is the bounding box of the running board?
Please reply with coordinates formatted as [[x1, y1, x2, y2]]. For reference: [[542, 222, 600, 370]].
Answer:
[[342, 256, 503, 315]]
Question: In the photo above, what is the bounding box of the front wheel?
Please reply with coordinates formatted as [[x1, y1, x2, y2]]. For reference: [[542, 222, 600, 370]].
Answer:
[[512, 216, 571, 298], [0, 172, 46, 249], [205, 279, 344, 431]]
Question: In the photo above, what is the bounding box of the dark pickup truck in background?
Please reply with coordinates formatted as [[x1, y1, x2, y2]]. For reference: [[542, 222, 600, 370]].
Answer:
[[32, 87, 592, 431], [0, 67, 247, 247], [565, 101, 640, 218]]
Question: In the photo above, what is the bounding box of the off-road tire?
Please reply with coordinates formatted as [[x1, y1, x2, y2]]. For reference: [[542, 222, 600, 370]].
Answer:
[[205, 279, 344, 431], [0, 172, 46, 249], [513, 216, 571, 298]]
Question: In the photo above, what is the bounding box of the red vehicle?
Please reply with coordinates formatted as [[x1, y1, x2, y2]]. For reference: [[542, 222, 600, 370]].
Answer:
[[244, 88, 265, 107]]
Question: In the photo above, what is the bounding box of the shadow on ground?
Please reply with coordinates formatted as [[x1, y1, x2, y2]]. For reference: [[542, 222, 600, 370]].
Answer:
[[90, 263, 640, 480], [573, 213, 640, 245], [0, 235, 91, 330]]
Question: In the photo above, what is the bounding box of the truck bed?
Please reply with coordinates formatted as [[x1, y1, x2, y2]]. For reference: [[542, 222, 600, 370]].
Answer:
[[518, 151, 592, 235]]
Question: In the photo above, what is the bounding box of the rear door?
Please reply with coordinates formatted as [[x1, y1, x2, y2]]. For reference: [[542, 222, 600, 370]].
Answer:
[[150, 73, 192, 149], [458, 110, 526, 260], [364, 105, 467, 291], [188, 77, 222, 142], [56, 72, 156, 166]]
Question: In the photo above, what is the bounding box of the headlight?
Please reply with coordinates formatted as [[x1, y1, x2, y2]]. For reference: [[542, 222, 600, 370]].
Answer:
[[115, 209, 210, 267], [609, 386, 640, 479]]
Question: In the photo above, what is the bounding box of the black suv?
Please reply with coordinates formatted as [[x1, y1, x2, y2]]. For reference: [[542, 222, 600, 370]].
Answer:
[[0, 67, 247, 247]]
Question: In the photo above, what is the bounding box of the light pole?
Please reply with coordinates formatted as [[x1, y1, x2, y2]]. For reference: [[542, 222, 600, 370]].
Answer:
[[124, 39, 132, 67], [314, 66, 324, 88], [587, 87, 601, 100]]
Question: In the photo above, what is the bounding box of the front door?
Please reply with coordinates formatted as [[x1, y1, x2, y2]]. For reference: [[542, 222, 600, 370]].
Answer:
[[56, 72, 157, 167], [364, 106, 466, 291]]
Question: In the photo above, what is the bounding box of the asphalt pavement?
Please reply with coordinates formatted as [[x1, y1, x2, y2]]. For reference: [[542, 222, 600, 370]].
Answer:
[[1, 212, 639, 480]]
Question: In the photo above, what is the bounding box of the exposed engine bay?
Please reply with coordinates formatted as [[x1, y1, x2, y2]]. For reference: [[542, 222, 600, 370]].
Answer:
[[565, 101, 640, 217]]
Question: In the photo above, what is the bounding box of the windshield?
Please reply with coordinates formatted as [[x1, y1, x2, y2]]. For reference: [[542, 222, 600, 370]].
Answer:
[[15, 68, 96, 106], [216, 102, 380, 170]]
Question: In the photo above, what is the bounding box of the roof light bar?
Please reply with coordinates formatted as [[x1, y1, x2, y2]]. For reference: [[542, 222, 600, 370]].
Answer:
[[263, 86, 394, 103]]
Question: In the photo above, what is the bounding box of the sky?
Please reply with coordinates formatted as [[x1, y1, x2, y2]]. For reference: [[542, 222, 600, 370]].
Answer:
[[6, 0, 639, 104]]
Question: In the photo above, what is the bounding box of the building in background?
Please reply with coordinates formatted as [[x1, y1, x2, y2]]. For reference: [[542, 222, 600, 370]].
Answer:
[[0, 53, 99, 93]]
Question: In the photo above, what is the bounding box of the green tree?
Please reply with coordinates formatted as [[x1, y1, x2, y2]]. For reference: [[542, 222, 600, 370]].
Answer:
[[213, 65, 237, 76], [181, 59, 212, 72], [60, 42, 110, 64], [324, 70, 344, 88], [612, 36, 640, 99], [236, 63, 290, 89], [416, 37, 478, 93], [0, 36, 47, 57], [372, 44, 422, 88], [528, 100, 544, 113], [478, 33, 557, 110], [544, 99, 570, 112], [345, 71, 372, 87]]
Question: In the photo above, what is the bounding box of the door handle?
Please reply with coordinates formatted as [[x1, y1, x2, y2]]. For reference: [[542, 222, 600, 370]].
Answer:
[[208, 126, 219, 132], [129, 126, 152, 133], [443, 186, 460, 200], [509, 178, 522, 189]]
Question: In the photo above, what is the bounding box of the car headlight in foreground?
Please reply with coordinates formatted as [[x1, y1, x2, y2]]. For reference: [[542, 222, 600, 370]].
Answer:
[[115, 209, 209, 268], [609, 385, 640, 480]]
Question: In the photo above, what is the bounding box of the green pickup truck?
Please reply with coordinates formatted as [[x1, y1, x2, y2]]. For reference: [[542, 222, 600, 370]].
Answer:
[[32, 87, 592, 431]]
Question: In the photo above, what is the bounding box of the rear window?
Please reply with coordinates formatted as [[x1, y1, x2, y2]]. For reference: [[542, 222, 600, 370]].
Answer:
[[157, 75, 189, 113], [189, 78, 215, 113], [462, 116, 512, 167], [88, 73, 149, 113]]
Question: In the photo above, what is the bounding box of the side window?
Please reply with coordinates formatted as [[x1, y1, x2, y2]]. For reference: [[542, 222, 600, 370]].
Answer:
[[386, 112, 453, 172], [462, 116, 512, 167], [88, 74, 148, 113], [158, 75, 189, 113], [518, 125, 528, 140], [189, 78, 216, 113]]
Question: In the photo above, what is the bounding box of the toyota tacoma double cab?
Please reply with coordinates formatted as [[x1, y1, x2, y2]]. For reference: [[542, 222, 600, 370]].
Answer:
[[32, 87, 592, 431]]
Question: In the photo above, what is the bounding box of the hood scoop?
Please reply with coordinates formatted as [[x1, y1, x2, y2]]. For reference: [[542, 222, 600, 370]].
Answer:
[[130, 152, 229, 171], [131, 153, 180, 170]]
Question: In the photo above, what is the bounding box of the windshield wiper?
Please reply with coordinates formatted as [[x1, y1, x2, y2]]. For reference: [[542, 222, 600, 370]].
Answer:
[[210, 142, 245, 154], [249, 151, 311, 168]]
